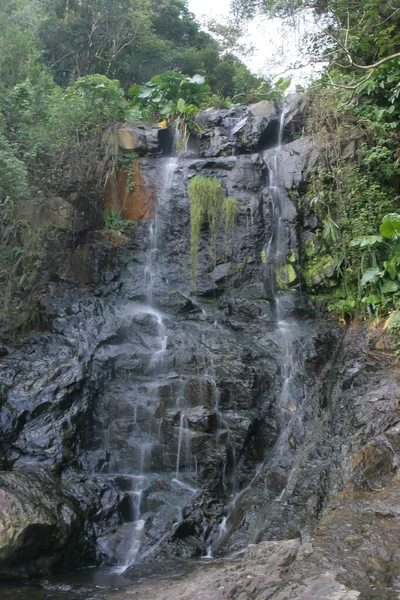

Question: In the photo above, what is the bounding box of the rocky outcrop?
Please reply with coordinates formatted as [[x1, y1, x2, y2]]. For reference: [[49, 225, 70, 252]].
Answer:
[[195, 104, 280, 157], [1, 100, 400, 600], [118, 539, 360, 600], [17, 196, 89, 232], [118, 122, 160, 156], [0, 470, 79, 577], [106, 158, 158, 221]]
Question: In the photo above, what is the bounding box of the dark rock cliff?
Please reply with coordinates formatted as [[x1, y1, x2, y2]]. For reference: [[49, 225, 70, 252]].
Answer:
[[0, 102, 399, 599]]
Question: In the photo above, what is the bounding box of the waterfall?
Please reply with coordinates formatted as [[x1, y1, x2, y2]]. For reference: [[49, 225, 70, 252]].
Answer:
[[79, 105, 313, 570], [262, 111, 307, 502], [112, 156, 178, 572], [207, 108, 307, 553]]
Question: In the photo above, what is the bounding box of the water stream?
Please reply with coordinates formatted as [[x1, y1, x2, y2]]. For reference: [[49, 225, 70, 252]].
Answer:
[[112, 156, 179, 572], [262, 109, 307, 502], [206, 108, 307, 552], [73, 109, 308, 572]]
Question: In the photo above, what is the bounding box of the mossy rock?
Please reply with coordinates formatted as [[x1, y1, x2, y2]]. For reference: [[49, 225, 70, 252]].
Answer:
[[276, 264, 297, 290], [303, 254, 336, 288], [303, 238, 317, 259]]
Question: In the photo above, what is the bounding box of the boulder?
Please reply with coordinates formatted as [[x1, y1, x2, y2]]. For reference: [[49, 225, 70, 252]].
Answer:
[[249, 100, 276, 119], [264, 136, 323, 188], [196, 106, 280, 157], [17, 196, 88, 232], [0, 470, 79, 576], [118, 122, 159, 156]]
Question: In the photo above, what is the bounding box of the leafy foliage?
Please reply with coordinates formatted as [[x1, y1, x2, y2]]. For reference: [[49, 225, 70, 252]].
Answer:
[[104, 208, 133, 230], [129, 71, 210, 153], [128, 71, 210, 118]]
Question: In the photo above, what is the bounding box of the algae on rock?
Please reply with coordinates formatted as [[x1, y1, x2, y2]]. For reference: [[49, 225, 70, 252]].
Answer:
[[188, 177, 239, 292]]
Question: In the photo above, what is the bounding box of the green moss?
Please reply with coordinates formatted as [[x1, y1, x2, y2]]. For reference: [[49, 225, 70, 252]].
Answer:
[[222, 196, 239, 238], [188, 176, 224, 290], [303, 239, 317, 259], [276, 263, 297, 290], [237, 256, 251, 272], [302, 254, 336, 288]]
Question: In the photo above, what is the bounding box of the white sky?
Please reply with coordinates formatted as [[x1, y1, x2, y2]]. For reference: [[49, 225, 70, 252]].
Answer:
[[187, 0, 321, 86]]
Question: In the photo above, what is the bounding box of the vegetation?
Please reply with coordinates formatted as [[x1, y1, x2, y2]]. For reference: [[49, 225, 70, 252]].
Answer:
[[104, 208, 134, 230], [222, 197, 239, 239], [128, 71, 209, 152], [235, 0, 400, 323], [2, 0, 399, 331], [188, 177, 223, 290], [188, 177, 240, 292], [299, 74, 400, 319]]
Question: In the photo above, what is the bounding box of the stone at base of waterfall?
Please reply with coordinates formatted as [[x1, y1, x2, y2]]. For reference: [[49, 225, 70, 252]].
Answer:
[[109, 539, 360, 599], [0, 470, 79, 577]]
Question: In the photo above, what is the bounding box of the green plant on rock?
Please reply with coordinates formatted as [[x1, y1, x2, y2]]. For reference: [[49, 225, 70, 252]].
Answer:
[[117, 153, 137, 194], [129, 71, 208, 153], [276, 250, 297, 291], [386, 311, 400, 348], [128, 71, 210, 119], [188, 176, 224, 291], [175, 98, 205, 155], [104, 207, 132, 230], [328, 297, 358, 321], [222, 197, 239, 238], [344, 213, 400, 316]]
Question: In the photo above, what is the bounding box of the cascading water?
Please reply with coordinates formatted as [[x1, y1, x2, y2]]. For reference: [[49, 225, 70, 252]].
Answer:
[[78, 105, 315, 574], [110, 156, 179, 572], [262, 110, 307, 502], [206, 108, 308, 553]]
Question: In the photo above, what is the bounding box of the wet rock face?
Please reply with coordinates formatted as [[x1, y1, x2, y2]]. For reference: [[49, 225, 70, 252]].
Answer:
[[1, 98, 399, 600], [307, 323, 400, 597], [106, 158, 158, 221], [195, 104, 280, 157], [0, 100, 328, 575]]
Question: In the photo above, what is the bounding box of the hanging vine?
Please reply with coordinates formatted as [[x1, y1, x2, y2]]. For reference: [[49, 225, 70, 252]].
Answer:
[[188, 176, 239, 292]]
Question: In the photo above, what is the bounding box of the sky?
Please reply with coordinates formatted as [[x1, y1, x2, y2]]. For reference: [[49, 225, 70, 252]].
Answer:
[[187, 0, 320, 86]]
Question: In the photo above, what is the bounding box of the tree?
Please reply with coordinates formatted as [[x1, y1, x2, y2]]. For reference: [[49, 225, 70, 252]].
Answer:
[[38, 0, 153, 85], [231, 0, 400, 87]]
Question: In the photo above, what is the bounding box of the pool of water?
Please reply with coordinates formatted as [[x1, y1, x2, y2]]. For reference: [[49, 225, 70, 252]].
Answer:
[[0, 560, 207, 600]]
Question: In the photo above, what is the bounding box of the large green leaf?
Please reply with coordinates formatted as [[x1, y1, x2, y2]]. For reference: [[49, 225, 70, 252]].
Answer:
[[382, 280, 399, 294], [380, 213, 400, 238], [350, 235, 383, 248], [177, 98, 186, 113], [138, 86, 154, 99], [360, 268, 381, 286], [361, 295, 382, 306]]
